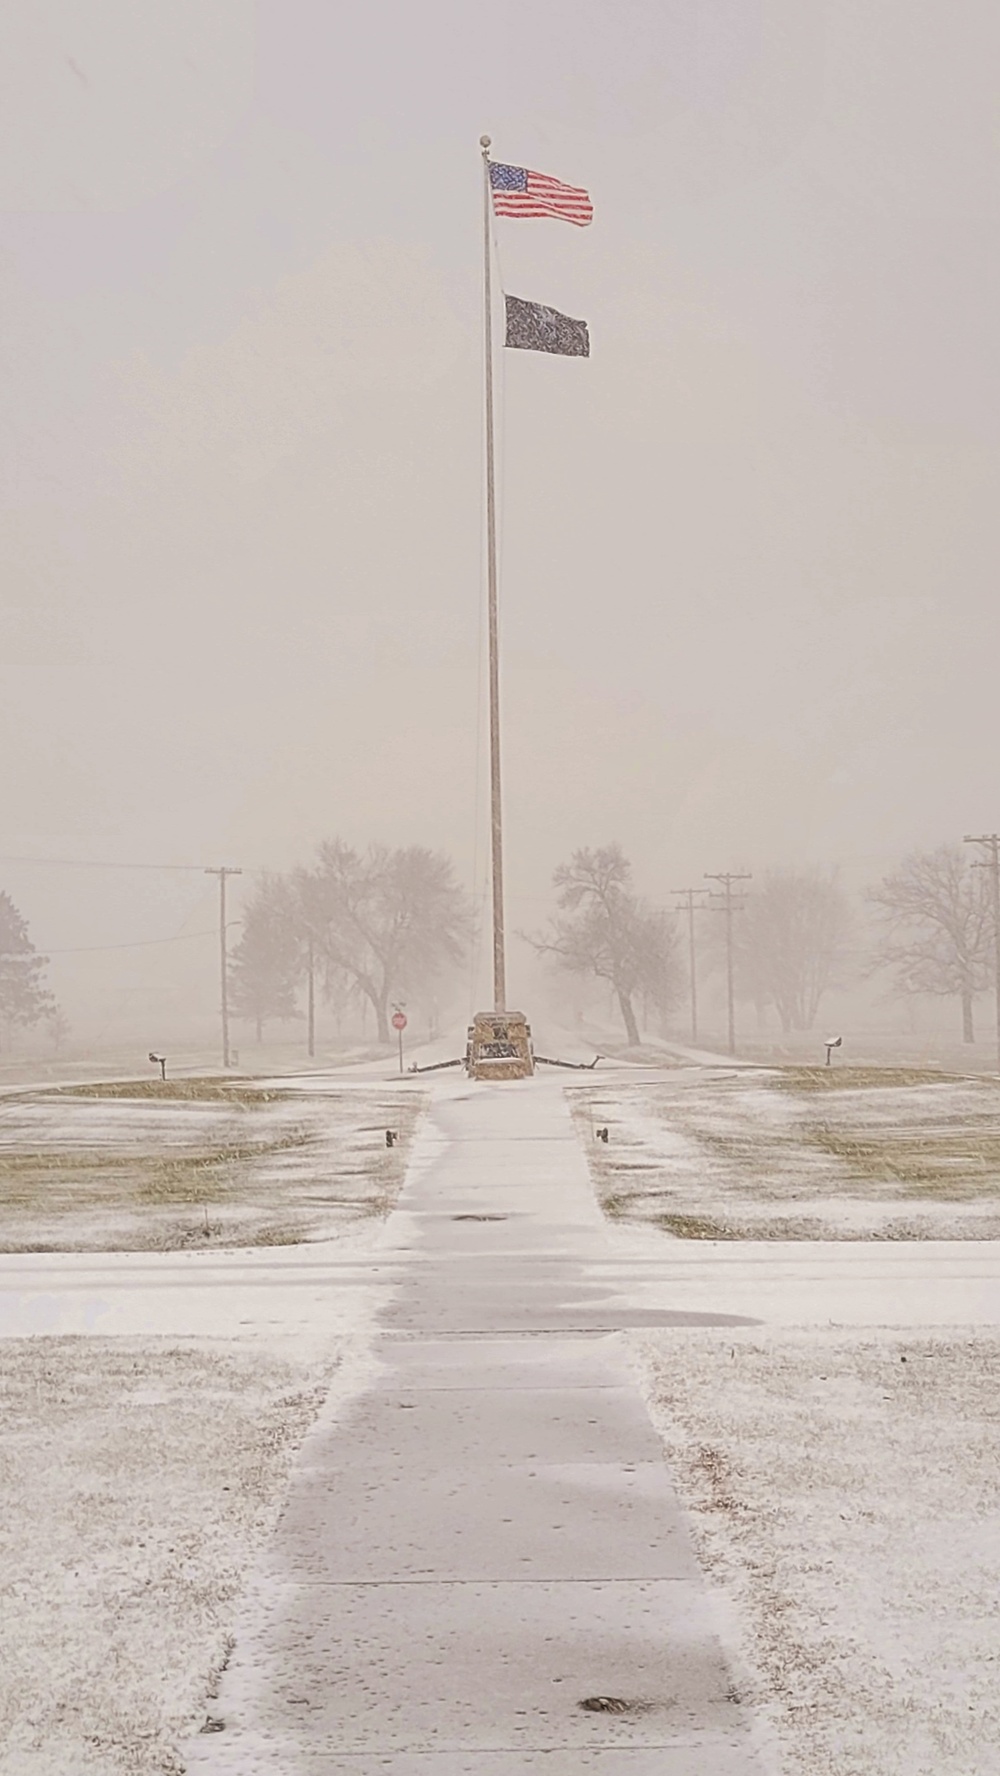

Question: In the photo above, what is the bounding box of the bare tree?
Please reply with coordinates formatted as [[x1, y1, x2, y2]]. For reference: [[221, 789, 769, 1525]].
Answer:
[[526, 844, 679, 1046], [0, 891, 56, 1050], [869, 845, 992, 1043], [228, 872, 304, 1041], [298, 839, 469, 1044], [725, 869, 852, 1033]]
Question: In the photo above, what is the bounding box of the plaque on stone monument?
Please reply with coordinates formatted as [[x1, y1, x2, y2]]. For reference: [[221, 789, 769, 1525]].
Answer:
[[465, 1011, 535, 1080]]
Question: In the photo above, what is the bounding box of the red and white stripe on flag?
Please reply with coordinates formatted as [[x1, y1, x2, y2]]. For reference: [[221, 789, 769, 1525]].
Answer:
[[489, 162, 593, 227]]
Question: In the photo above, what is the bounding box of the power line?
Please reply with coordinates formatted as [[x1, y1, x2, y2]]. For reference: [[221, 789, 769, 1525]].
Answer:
[[38, 922, 242, 956], [1, 856, 248, 1054], [204, 867, 243, 1069], [672, 888, 709, 1045], [0, 855, 216, 873], [705, 871, 752, 1056]]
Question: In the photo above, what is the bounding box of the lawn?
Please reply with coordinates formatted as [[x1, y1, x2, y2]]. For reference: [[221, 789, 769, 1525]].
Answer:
[[0, 1078, 424, 1251], [49, 1076, 293, 1104], [571, 1067, 1000, 1238], [632, 1326, 1000, 1776], [0, 1336, 343, 1774]]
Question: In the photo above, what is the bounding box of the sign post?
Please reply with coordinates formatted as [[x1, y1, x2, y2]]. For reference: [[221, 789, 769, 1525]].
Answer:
[[392, 1008, 407, 1074]]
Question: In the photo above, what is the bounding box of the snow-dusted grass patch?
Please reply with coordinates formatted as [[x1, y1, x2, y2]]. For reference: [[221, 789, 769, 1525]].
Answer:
[[771, 1066, 954, 1093], [0, 1085, 424, 1252], [48, 1078, 294, 1105], [631, 1327, 1000, 1776], [0, 1334, 346, 1775], [571, 1071, 1000, 1238]]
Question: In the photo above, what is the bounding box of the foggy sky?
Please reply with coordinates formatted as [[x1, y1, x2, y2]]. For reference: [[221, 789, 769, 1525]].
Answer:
[[2, 1, 998, 1019]]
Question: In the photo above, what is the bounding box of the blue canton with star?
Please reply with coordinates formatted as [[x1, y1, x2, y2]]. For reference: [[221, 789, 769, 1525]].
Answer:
[[489, 163, 528, 191]]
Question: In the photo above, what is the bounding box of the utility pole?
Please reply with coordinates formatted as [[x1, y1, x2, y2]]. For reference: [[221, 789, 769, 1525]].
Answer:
[[672, 888, 708, 1044], [204, 866, 242, 1069], [705, 871, 752, 1056], [964, 834, 1000, 1072]]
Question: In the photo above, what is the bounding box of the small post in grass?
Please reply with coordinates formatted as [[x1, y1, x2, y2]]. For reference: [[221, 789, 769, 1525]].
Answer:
[[824, 1035, 843, 1068], [148, 1051, 167, 1081]]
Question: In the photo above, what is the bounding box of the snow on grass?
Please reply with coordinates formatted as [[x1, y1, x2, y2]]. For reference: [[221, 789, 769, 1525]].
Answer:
[[630, 1326, 1000, 1776], [0, 1333, 375, 1775], [0, 1083, 424, 1252], [46, 1078, 295, 1104], [0, 1080, 422, 1770], [571, 1070, 1000, 1238]]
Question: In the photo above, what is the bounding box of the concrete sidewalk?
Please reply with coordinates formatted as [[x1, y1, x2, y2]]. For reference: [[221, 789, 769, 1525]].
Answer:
[[186, 1078, 766, 1774]]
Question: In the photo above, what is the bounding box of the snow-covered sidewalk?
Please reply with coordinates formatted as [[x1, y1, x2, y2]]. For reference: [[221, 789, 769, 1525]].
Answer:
[[592, 1228, 1000, 1325], [183, 1073, 767, 1774], [0, 1225, 394, 1350]]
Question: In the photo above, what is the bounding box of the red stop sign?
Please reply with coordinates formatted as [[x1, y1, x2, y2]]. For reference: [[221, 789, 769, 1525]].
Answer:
[[391, 1011, 407, 1032]]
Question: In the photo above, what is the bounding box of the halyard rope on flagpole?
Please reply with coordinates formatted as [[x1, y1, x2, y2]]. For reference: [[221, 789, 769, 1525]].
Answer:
[[469, 155, 505, 1018], [480, 134, 507, 1013]]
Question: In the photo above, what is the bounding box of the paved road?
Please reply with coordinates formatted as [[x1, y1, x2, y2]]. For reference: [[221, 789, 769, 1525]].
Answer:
[[184, 1077, 768, 1774], [4, 1231, 999, 1342]]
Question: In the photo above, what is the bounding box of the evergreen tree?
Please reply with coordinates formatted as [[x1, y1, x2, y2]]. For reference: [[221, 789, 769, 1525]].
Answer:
[[228, 873, 303, 1041], [0, 892, 56, 1048]]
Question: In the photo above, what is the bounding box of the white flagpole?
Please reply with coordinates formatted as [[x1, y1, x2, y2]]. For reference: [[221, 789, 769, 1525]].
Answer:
[[480, 135, 507, 1012]]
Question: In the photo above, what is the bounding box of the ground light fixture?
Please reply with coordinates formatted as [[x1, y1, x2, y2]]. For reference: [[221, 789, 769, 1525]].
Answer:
[[825, 1036, 843, 1066], [148, 1051, 166, 1081]]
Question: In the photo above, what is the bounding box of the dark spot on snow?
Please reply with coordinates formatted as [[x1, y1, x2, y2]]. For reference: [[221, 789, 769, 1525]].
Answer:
[[578, 1695, 652, 1715]]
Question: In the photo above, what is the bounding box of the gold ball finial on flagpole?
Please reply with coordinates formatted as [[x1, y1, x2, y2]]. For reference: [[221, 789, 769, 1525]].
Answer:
[[480, 135, 491, 151]]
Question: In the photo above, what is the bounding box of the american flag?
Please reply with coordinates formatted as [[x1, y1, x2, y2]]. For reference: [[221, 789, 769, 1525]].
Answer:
[[489, 161, 593, 227]]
